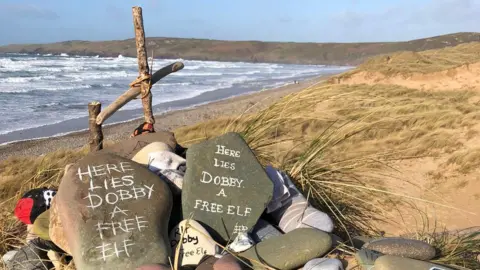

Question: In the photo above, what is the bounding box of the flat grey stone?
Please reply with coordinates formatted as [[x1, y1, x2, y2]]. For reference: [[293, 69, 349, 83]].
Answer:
[[182, 132, 273, 242], [56, 152, 173, 270], [374, 255, 453, 270], [363, 237, 436, 260], [354, 248, 384, 270], [303, 258, 344, 270], [239, 228, 332, 270]]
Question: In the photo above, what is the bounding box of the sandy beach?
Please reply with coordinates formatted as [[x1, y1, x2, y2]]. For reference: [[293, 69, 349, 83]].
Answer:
[[0, 77, 325, 160]]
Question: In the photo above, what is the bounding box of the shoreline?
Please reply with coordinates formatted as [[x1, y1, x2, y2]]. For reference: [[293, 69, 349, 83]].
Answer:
[[0, 76, 326, 160]]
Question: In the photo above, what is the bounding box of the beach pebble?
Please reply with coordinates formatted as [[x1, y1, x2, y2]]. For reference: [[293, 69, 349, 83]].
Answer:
[[363, 237, 436, 260], [56, 152, 173, 269], [104, 131, 178, 159], [374, 255, 453, 270], [352, 235, 374, 249], [251, 218, 283, 243], [131, 142, 173, 165], [239, 228, 332, 270], [169, 219, 217, 267], [303, 258, 344, 270], [182, 132, 274, 242], [195, 254, 243, 270]]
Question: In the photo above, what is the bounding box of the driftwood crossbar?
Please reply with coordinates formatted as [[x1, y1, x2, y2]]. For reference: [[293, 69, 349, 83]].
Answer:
[[88, 6, 184, 152]]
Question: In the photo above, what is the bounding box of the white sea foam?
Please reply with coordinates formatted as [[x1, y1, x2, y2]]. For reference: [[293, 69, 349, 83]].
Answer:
[[0, 53, 353, 137]]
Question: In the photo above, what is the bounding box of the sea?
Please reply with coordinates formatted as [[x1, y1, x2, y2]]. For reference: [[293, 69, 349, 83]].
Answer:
[[0, 53, 352, 144]]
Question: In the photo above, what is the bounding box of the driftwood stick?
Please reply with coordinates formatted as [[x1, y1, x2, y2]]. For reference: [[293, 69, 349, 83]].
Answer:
[[88, 101, 103, 151], [95, 62, 184, 125], [132, 6, 154, 124]]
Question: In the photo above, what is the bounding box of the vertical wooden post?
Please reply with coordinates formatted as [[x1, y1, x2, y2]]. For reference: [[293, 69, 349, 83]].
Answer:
[[88, 101, 103, 151], [132, 6, 155, 124]]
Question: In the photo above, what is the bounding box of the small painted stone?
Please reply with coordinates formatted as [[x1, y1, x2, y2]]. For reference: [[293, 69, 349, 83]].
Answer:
[[363, 237, 436, 260], [182, 132, 273, 242], [354, 248, 384, 270], [239, 228, 332, 270], [104, 131, 178, 159], [32, 209, 50, 241], [49, 195, 71, 254], [131, 142, 173, 165], [169, 219, 217, 267], [303, 258, 344, 270], [56, 152, 173, 269], [374, 255, 454, 270]]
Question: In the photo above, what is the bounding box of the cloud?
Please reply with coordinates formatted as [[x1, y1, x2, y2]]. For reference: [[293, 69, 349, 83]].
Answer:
[[0, 3, 59, 20]]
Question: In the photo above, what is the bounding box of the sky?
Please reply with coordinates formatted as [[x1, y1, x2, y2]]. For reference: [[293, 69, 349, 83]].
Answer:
[[0, 0, 479, 45]]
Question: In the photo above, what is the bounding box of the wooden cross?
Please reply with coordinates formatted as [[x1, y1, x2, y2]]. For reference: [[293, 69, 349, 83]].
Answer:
[[88, 6, 184, 152]]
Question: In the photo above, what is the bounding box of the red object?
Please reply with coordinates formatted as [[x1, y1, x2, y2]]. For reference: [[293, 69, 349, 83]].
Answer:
[[14, 198, 34, 224]]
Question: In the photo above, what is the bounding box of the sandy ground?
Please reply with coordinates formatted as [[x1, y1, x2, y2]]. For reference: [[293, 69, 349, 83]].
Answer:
[[335, 62, 480, 91], [0, 78, 324, 160]]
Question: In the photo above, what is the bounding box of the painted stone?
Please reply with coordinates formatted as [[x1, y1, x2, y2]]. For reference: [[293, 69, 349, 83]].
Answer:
[[182, 132, 273, 242], [169, 219, 217, 267], [239, 228, 332, 270], [104, 131, 178, 160], [303, 258, 344, 270], [374, 255, 454, 270], [56, 152, 173, 270], [363, 237, 436, 260], [354, 248, 384, 270]]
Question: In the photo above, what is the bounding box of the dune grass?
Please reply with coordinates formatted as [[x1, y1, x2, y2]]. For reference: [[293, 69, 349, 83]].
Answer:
[[1, 81, 479, 268], [335, 42, 480, 79]]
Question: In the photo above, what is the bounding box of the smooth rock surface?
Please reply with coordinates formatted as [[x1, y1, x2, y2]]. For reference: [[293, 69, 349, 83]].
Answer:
[[239, 228, 332, 270], [363, 237, 436, 260], [182, 132, 273, 242], [131, 142, 173, 165], [49, 195, 70, 254], [56, 152, 173, 270], [303, 258, 344, 270], [104, 131, 177, 159], [169, 219, 217, 267], [374, 255, 453, 270]]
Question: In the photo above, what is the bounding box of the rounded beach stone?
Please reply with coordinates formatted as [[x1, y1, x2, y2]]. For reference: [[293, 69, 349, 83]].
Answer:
[[103, 131, 177, 159], [214, 254, 243, 270], [169, 219, 217, 267], [32, 209, 50, 241], [136, 264, 171, 270], [239, 228, 332, 270], [363, 237, 436, 260], [132, 142, 173, 165], [56, 152, 173, 269], [303, 258, 344, 270], [49, 196, 70, 254], [374, 255, 453, 270]]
